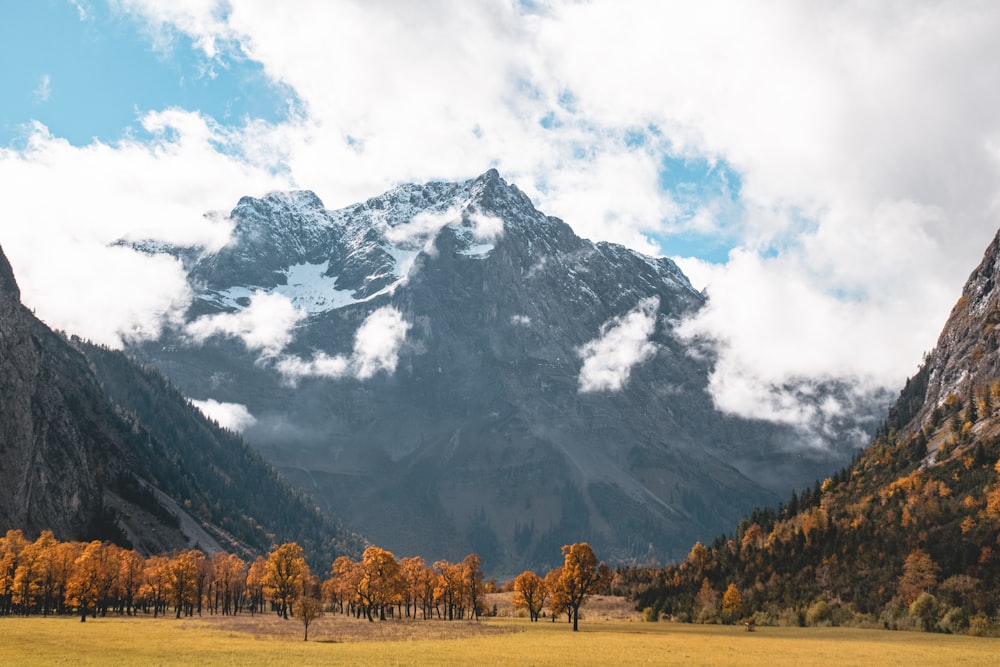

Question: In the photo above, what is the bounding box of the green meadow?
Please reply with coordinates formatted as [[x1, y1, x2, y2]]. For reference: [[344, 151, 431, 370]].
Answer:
[[1, 615, 997, 666]]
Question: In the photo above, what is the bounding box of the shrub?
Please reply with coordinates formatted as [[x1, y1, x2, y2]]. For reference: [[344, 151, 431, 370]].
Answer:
[[806, 600, 832, 626]]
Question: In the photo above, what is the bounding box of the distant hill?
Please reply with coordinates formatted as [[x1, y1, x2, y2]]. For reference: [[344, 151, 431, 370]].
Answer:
[[0, 244, 363, 568], [629, 229, 1000, 633]]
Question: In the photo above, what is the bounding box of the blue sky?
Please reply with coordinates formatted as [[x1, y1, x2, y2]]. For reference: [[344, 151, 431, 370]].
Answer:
[[2, 1, 999, 433], [1, 0, 292, 146]]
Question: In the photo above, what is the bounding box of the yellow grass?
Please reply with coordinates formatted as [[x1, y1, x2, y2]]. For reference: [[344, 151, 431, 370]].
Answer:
[[1, 613, 998, 666]]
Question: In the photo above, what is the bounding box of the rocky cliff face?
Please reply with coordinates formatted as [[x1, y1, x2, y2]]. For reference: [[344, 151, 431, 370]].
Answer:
[[0, 244, 362, 563], [130, 170, 879, 573], [0, 245, 116, 540], [895, 230, 1000, 438]]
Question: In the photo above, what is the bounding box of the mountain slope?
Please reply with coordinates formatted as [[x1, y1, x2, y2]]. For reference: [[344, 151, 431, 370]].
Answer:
[[129, 170, 880, 573], [0, 244, 363, 566], [630, 228, 1000, 631]]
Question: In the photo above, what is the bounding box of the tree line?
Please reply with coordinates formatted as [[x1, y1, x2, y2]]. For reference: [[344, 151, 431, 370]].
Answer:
[[0, 529, 610, 636]]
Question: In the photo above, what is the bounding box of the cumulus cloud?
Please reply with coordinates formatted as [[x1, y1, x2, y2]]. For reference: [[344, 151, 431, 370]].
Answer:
[[468, 211, 504, 242], [578, 297, 659, 393], [186, 291, 304, 357], [278, 306, 411, 382], [511, 314, 531, 327], [5, 1, 1000, 429], [384, 207, 462, 254], [190, 398, 257, 432], [0, 113, 286, 346]]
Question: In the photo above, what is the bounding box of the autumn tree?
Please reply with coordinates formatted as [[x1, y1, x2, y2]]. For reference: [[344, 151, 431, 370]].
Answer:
[[545, 566, 568, 622], [166, 549, 204, 619], [117, 549, 145, 616], [298, 595, 324, 641], [558, 543, 611, 631], [0, 530, 29, 615], [266, 542, 309, 619], [898, 548, 940, 605], [66, 541, 117, 622], [141, 555, 169, 617], [461, 553, 486, 620], [512, 570, 547, 621], [357, 546, 402, 622], [693, 578, 719, 623], [434, 560, 465, 621], [721, 583, 743, 624], [328, 555, 361, 616], [12, 531, 56, 614], [245, 556, 268, 616]]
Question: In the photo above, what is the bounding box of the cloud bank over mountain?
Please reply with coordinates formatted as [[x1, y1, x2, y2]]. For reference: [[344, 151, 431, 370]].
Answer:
[[4, 1, 1000, 425]]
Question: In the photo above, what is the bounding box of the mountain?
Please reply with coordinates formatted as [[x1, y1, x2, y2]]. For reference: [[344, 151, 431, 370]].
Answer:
[[127, 170, 880, 574], [629, 228, 1000, 632], [0, 244, 363, 566]]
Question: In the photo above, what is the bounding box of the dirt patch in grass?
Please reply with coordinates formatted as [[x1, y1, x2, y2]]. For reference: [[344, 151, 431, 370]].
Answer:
[[178, 594, 637, 642], [488, 592, 639, 621], [180, 609, 520, 643]]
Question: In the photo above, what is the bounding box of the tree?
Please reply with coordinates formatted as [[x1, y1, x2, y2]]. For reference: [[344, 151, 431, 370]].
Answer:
[[721, 583, 743, 624], [66, 541, 115, 622], [166, 549, 204, 619], [118, 549, 145, 617], [693, 578, 719, 623], [298, 596, 324, 641], [358, 546, 402, 622], [461, 553, 486, 621], [512, 570, 547, 622], [0, 530, 29, 615], [245, 556, 268, 616], [545, 567, 569, 622], [558, 543, 611, 631], [265, 543, 308, 619], [898, 548, 939, 605]]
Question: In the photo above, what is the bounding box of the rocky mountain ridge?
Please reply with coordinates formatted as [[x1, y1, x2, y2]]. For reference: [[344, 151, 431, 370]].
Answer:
[[129, 170, 881, 574]]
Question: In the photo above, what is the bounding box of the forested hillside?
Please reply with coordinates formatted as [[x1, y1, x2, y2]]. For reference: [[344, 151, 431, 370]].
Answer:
[[0, 243, 362, 570], [77, 341, 366, 568], [624, 229, 1000, 635]]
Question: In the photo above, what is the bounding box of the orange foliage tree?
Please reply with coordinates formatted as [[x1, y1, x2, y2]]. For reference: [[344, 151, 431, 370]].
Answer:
[[265, 542, 308, 619], [512, 570, 547, 621], [558, 543, 612, 631]]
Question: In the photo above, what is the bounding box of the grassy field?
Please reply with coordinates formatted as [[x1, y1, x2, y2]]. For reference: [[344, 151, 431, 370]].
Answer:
[[1, 611, 998, 666]]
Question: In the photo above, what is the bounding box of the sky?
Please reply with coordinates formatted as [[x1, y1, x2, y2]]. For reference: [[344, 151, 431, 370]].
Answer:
[[3, 0, 1000, 432]]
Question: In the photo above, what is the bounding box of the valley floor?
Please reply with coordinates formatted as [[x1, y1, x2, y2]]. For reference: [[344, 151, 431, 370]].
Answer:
[[1, 608, 997, 666]]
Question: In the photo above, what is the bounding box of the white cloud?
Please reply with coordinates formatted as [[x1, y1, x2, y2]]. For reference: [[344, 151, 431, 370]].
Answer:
[[190, 398, 257, 432], [186, 291, 304, 357], [0, 114, 286, 346], [383, 207, 462, 254], [578, 297, 659, 393], [4, 2, 1000, 427], [511, 314, 531, 327], [352, 306, 412, 379], [278, 306, 411, 382], [469, 211, 504, 242], [33, 74, 51, 103]]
